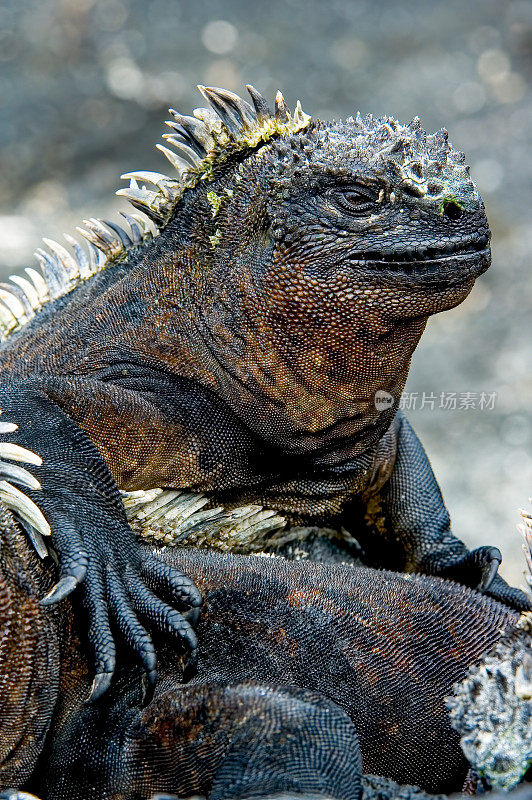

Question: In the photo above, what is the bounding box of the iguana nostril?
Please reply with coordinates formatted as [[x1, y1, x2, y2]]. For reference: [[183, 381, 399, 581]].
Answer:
[[443, 200, 463, 221]]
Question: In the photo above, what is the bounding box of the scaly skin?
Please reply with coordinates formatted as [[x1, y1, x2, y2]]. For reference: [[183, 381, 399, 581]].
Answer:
[[0, 84, 526, 699], [0, 505, 64, 788], [0, 507, 528, 799], [27, 548, 527, 798]]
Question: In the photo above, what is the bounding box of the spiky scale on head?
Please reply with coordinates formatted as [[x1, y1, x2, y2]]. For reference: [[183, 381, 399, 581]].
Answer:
[[350, 113, 475, 212]]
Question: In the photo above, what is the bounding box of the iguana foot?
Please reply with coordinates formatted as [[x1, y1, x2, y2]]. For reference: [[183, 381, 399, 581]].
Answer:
[[0, 398, 203, 700], [444, 545, 502, 591], [426, 545, 531, 611], [484, 574, 532, 611], [420, 545, 501, 591], [48, 511, 202, 703], [32, 502, 202, 703]]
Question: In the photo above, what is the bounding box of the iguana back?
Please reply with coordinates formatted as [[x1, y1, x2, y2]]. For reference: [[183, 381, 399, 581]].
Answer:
[[42, 548, 522, 798]]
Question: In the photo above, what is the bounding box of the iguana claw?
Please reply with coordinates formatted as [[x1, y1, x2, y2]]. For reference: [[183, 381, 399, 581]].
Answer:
[[41, 574, 81, 605], [477, 546, 502, 591], [87, 671, 114, 703], [433, 545, 502, 593]]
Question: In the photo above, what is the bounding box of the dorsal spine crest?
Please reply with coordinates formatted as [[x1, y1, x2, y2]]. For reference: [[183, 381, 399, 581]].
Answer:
[[0, 85, 310, 342]]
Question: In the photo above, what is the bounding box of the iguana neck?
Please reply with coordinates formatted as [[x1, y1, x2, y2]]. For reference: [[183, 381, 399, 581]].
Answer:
[[151, 166, 430, 457], [179, 268, 423, 455]]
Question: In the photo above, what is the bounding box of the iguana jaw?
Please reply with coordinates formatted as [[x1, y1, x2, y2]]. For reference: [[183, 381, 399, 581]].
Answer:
[[346, 244, 491, 286]]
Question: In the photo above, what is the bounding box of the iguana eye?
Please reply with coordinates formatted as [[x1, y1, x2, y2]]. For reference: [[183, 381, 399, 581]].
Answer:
[[329, 185, 378, 215]]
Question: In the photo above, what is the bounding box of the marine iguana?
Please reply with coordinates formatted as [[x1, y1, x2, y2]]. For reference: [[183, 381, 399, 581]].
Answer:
[[0, 83, 526, 700], [0, 502, 530, 799]]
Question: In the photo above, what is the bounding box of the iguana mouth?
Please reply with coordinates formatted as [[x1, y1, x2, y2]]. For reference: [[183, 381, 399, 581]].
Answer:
[[349, 238, 491, 283]]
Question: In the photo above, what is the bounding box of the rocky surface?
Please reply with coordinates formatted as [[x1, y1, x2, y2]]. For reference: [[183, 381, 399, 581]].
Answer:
[[1, 0, 531, 584]]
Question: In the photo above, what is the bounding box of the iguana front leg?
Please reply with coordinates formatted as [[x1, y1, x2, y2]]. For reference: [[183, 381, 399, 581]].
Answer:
[[355, 411, 530, 611], [0, 382, 202, 700]]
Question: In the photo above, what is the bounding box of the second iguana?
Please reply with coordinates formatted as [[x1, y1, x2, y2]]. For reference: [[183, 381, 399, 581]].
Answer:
[[1, 499, 530, 798], [0, 83, 526, 698]]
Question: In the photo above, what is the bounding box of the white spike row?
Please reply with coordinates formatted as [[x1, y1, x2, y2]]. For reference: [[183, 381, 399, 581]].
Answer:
[[64, 233, 92, 280], [120, 169, 174, 186], [162, 137, 202, 166], [130, 212, 159, 238], [24, 267, 49, 303], [0, 442, 43, 465], [168, 109, 216, 148], [156, 144, 195, 177], [42, 238, 80, 280], [120, 171, 179, 201], [0, 305, 21, 334], [84, 219, 124, 258], [75, 225, 109, 259], [34, 248, 70, 299], [122, 487, 286, 551], [0, 413, 50, 554], [1, 282, 35, 319], [9, 275, 41, 310], [116, 178, 161, 209], [198, 85, 257, 130], [0, 288, 28, 324], [0, 461, 41, 490], [0, 480, 50, 537], [192, 106, 225, 133], [0, 305, 17, 337], [119, 212, 142, 245]]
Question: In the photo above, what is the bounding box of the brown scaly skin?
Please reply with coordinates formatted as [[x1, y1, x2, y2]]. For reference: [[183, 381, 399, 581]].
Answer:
[[0, 506, 65, 788], [0, 85, 527, 700], [2, 542, 527, 800]]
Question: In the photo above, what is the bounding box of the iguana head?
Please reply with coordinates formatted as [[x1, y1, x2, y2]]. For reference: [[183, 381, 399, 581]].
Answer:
[[145, 86, 490, 450], [263, 113, 488, 301], [118, 86, 489, 318]]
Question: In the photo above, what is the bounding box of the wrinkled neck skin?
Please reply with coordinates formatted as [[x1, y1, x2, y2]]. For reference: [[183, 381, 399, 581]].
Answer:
[[194, 259, 428, 458]]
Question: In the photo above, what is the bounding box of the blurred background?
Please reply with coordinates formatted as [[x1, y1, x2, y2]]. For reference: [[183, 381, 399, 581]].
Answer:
[[0, 0, 531, 586]]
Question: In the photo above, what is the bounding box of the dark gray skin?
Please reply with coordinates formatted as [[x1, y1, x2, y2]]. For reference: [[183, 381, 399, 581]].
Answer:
[[0, 86, 526, 701], [0, 511, 525, 800], [1, 544, 525, 800]]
